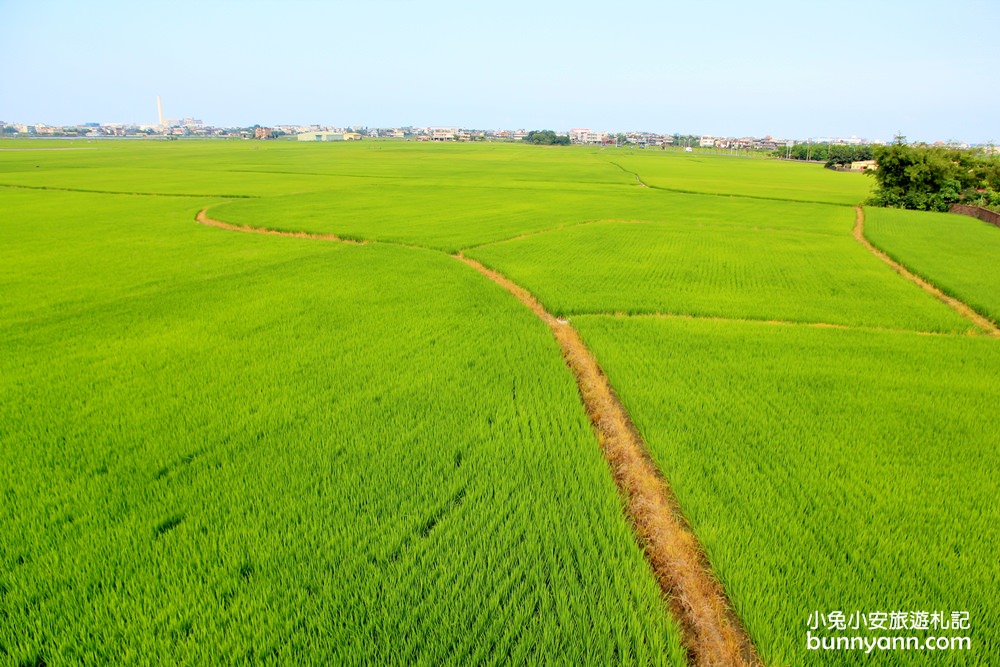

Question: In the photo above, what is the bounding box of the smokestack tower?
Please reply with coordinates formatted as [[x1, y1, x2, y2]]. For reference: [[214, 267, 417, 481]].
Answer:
[[157, 96, 164, 127]]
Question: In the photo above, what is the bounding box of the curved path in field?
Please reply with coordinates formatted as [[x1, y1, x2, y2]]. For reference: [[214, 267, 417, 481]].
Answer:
[[606, 160, 648, 187], [852, 206, 1000, 336], [0, 183, 255, 198], [195, 210, 365, 243], [195, 209, 762, 667]]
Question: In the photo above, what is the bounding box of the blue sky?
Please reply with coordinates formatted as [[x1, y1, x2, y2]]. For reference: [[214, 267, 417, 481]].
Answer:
[[1, 0, 997, 143]]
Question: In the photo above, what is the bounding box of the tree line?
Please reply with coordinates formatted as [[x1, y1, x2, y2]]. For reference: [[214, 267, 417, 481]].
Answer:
[[781, 143, 875, 167], [867, 137, 1000, 212], [523, 130, 570, 146]]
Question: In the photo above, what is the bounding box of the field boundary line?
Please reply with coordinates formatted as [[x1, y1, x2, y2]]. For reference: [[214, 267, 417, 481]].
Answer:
[[455, 252, 763, 667], [853, 206, 999, 336], [460, 218, 650, 251], [606, 160, 648, 187], [0, 147, 97, 151], [0, 183, 256, 199], [671, 221, 846, 239], [644, 183, 848, 207], [467, 219, 849, 253], [195, 210, 367, 244], [568, 311, 977, 337], [600, 158, 853, 206], [222, 168, 422, 181]]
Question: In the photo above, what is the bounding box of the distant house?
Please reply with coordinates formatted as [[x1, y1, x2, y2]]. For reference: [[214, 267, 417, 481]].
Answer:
[[850, 160, 877, 172], [430, 127, 459, 141], [570, 128, 608, 144], [297, 132, 345, 142]]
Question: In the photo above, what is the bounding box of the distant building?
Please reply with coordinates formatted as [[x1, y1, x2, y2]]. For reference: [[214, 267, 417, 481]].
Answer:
[[849, 160, 877, 172], [430, 127, 459, 141], [297, 132, 345, 142], [699, 135, 715, 147], [625, 132, 665, 147], [758, 136, 793, 151], [570, 128, 608, 144]]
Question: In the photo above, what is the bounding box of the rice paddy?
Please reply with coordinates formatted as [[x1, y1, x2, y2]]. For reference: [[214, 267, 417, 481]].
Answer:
[[863, 206, 1000, 323], [2, 138, 995, 665]]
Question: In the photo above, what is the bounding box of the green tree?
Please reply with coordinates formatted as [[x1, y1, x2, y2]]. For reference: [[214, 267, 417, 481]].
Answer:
[[868, 143, 965, 211], [524, 130, 570, 146]]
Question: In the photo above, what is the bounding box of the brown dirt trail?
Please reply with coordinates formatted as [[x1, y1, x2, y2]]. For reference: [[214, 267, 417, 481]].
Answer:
[[456, 255, 762, 667], [197, 205, 764, 665], [196, 209, 366, 244], [853, 207, 999, 336]]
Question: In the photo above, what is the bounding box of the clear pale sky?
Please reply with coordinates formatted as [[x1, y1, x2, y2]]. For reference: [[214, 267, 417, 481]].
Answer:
[[1, 0, 997, 143]]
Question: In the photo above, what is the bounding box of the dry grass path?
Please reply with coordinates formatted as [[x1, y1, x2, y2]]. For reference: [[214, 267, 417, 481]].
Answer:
[[196, 208, 763, 666], [853, 206, 999, 336], [455, 254, 762, 667], [195, 209, 365, 243]]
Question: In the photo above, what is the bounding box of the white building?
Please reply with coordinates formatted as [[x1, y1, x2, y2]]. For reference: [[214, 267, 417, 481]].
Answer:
[[430, 127, 459, 141], [570, 128, 608, 144], [298, 131, 345, 142]]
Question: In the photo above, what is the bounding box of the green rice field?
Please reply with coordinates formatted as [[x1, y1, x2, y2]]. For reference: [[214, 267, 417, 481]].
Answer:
[[574, 316, 999, 666], [463, 211, 971, 331], [2, 138, 997, 666], [864, 206, 1000, 323]]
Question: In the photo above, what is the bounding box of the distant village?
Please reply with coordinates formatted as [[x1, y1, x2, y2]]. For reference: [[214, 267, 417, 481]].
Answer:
[[1, 118, 985, 152]]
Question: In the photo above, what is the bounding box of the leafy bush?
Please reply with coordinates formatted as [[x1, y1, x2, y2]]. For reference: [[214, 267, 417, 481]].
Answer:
[[867, 140, 1000, 212], [523, 129, 570, 145]]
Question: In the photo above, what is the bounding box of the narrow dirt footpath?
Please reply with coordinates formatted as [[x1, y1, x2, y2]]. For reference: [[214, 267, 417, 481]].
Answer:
[[456, 255, 761, 667], [196, 210, 365, 243], [853, 207, 999, 336], [607, 160, 648, 187], [197, 206, 764, 665]]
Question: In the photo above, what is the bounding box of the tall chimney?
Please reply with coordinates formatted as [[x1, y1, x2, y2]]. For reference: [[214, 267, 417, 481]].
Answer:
[[157, 96, 164, 127]]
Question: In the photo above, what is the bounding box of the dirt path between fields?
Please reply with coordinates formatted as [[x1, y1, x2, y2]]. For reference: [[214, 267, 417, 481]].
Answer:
[[1, 183, 255, 198], [456, 254, 762, 667], [853, 207, 1000, 336], [196, 204, 763, 665], [0, 147, 97, 151], [462, 218, 649, 251], [607, 160, 648, 187], [196, 210, 366, 243], [565, 311, 971, 337]]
